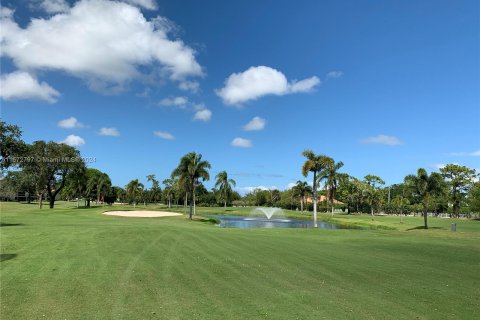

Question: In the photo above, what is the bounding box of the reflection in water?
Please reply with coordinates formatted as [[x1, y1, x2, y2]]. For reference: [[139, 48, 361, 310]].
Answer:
[[213, 215, 341, 229]]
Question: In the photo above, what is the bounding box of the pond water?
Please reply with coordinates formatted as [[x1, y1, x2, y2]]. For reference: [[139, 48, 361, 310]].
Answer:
[[212, 215, 345, 229]]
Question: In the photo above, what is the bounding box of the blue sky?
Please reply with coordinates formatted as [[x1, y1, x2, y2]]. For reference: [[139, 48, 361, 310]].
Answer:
[[1, 0, 479, 193]]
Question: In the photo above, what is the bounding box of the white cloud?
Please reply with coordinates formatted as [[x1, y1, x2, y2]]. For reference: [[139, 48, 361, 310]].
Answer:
[[153, 131, 175, 140], [178, 80, 200, 93], [236, 185, 279, 195], [193, 108, 212, 122], [120, 0, 157, 10], [216, 66, 320, 105], [289, 77, 321, 93], [287, 182, 296, 189], [448, 150, 480, 156], [1, 0, 202, 94], [0, 71, 60, 103], [159, 96, 188, 108], [39, 0, 70, 14], [232, 137, 252, 148], [243, 116, 266, 131], [326, 71, 343, 79], [98, 127, 120, 136], [58, 116, 84, 129], [361, 134, 403, 146], [61, 134, 85, 147]]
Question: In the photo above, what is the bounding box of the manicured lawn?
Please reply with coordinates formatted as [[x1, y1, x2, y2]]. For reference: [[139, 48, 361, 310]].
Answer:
[[1, 202, 479, 319]]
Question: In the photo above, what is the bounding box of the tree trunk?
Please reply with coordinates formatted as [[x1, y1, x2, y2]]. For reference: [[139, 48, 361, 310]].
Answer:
[[38, 192, 44, 209], [370, 207, 374, 216], [300, 198, 304, 212], [224, 201, 227, 209], [423, 207, 428, 229], [193, 191, 196, 216], [189, 192, 193, 220], [313, 171, 318, 228]]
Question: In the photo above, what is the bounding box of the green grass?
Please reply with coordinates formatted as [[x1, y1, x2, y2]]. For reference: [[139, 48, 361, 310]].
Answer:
[[1, 202, 479, 319]]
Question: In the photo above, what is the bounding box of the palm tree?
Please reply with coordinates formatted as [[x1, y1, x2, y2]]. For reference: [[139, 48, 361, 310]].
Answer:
[[325, 159, 344, 215], [162, 178, 175, 208], [215, 171, 236, 208], [172, 152, 211, 220], [301, 150, 331, 227], [147, 174, 161, 204], [291, 180, 312, 212], [404, 168, 444, 229], [126, 179, 144, 208], [363, 175, 385, 216]]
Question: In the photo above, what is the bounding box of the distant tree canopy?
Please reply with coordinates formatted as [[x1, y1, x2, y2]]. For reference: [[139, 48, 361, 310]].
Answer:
[[2, 120, 479, 218]]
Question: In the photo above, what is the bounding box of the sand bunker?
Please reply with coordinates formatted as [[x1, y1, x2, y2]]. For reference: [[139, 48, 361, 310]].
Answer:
[[103, 210, 182, 218]]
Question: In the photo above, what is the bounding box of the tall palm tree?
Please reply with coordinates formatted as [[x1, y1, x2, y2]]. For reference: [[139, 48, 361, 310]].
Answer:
[[363, 174, 385, 216], [147, 174, 161, 204], [172, 152, 211, 220], [215, 171, 236, 208], [301, 150, 331, 227], [291, 180, 312, 212], [162, 178, 175, 208], [404, 168, 444, 229], [126, 179, 144, 208], [325, 159, 344, 215]]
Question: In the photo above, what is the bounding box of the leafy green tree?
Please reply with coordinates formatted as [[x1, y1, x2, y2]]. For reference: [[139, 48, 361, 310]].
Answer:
[[22, 141, 85, 208], [468, 181, 480, 214], [391, 195, 410, 223], [171, 152, 211, 219], [404, 169, 444, 229], [325, 158, 344, 214], [302, 150, 331, 227], [162, 178, 175, 208], [337, 174, 363, 214], [215, 171, 236, 208], [0, 121, 26, 170], [291, 180, 312, 212], [85, 169, 112, 205], [147, 174, 162, 204], [363, 175, 385, 216], [62, 165, 87, 206], [440, 164, 477, 218], [126, 179, 144, 207]]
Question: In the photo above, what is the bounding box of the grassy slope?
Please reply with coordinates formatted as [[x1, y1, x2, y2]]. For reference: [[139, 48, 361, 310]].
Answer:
[[1, 202, 479, 320]]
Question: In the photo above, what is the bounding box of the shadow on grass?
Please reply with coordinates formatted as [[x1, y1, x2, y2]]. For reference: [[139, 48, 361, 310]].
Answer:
[[406, 226, 444, 231], [0, 222, 24, 227], [0, 254, 17, 262], [192, 216, 219, 224]]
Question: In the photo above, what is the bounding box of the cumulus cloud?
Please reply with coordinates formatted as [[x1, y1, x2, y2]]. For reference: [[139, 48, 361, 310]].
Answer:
[[193, 108, 212, 122], [58, 116, 84, 129], [326, 70, 343, 79], [153, 131, 175, 140], [1, 0, 202, 95], [361, 134, 403, 146], [231, 137, 252, 148], [243, 116, 266, 131], [0, 71, 60, 103], [178, 80, 200, 93], [38, 0, 70, 14], [448, 150, 480, 156], [61, 134, 85, 147], [98, 127, 120, 136], [159, 96, 188, 108], [216, 66, 320, 105], [120, 0, 157, 10]]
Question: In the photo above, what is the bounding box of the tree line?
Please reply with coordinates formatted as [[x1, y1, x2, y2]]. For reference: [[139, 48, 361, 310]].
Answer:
[[1, 121, 479, 227]]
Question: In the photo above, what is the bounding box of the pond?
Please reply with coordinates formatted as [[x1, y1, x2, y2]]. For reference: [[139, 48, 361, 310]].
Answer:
[[212, 215, 348, 229]]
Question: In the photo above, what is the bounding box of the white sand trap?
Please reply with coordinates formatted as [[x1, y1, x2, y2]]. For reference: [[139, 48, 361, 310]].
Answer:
[[103, 210, 182, 218]]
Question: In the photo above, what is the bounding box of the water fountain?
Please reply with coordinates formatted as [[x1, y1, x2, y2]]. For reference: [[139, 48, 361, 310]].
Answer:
[[251, 207, 284, 220]]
